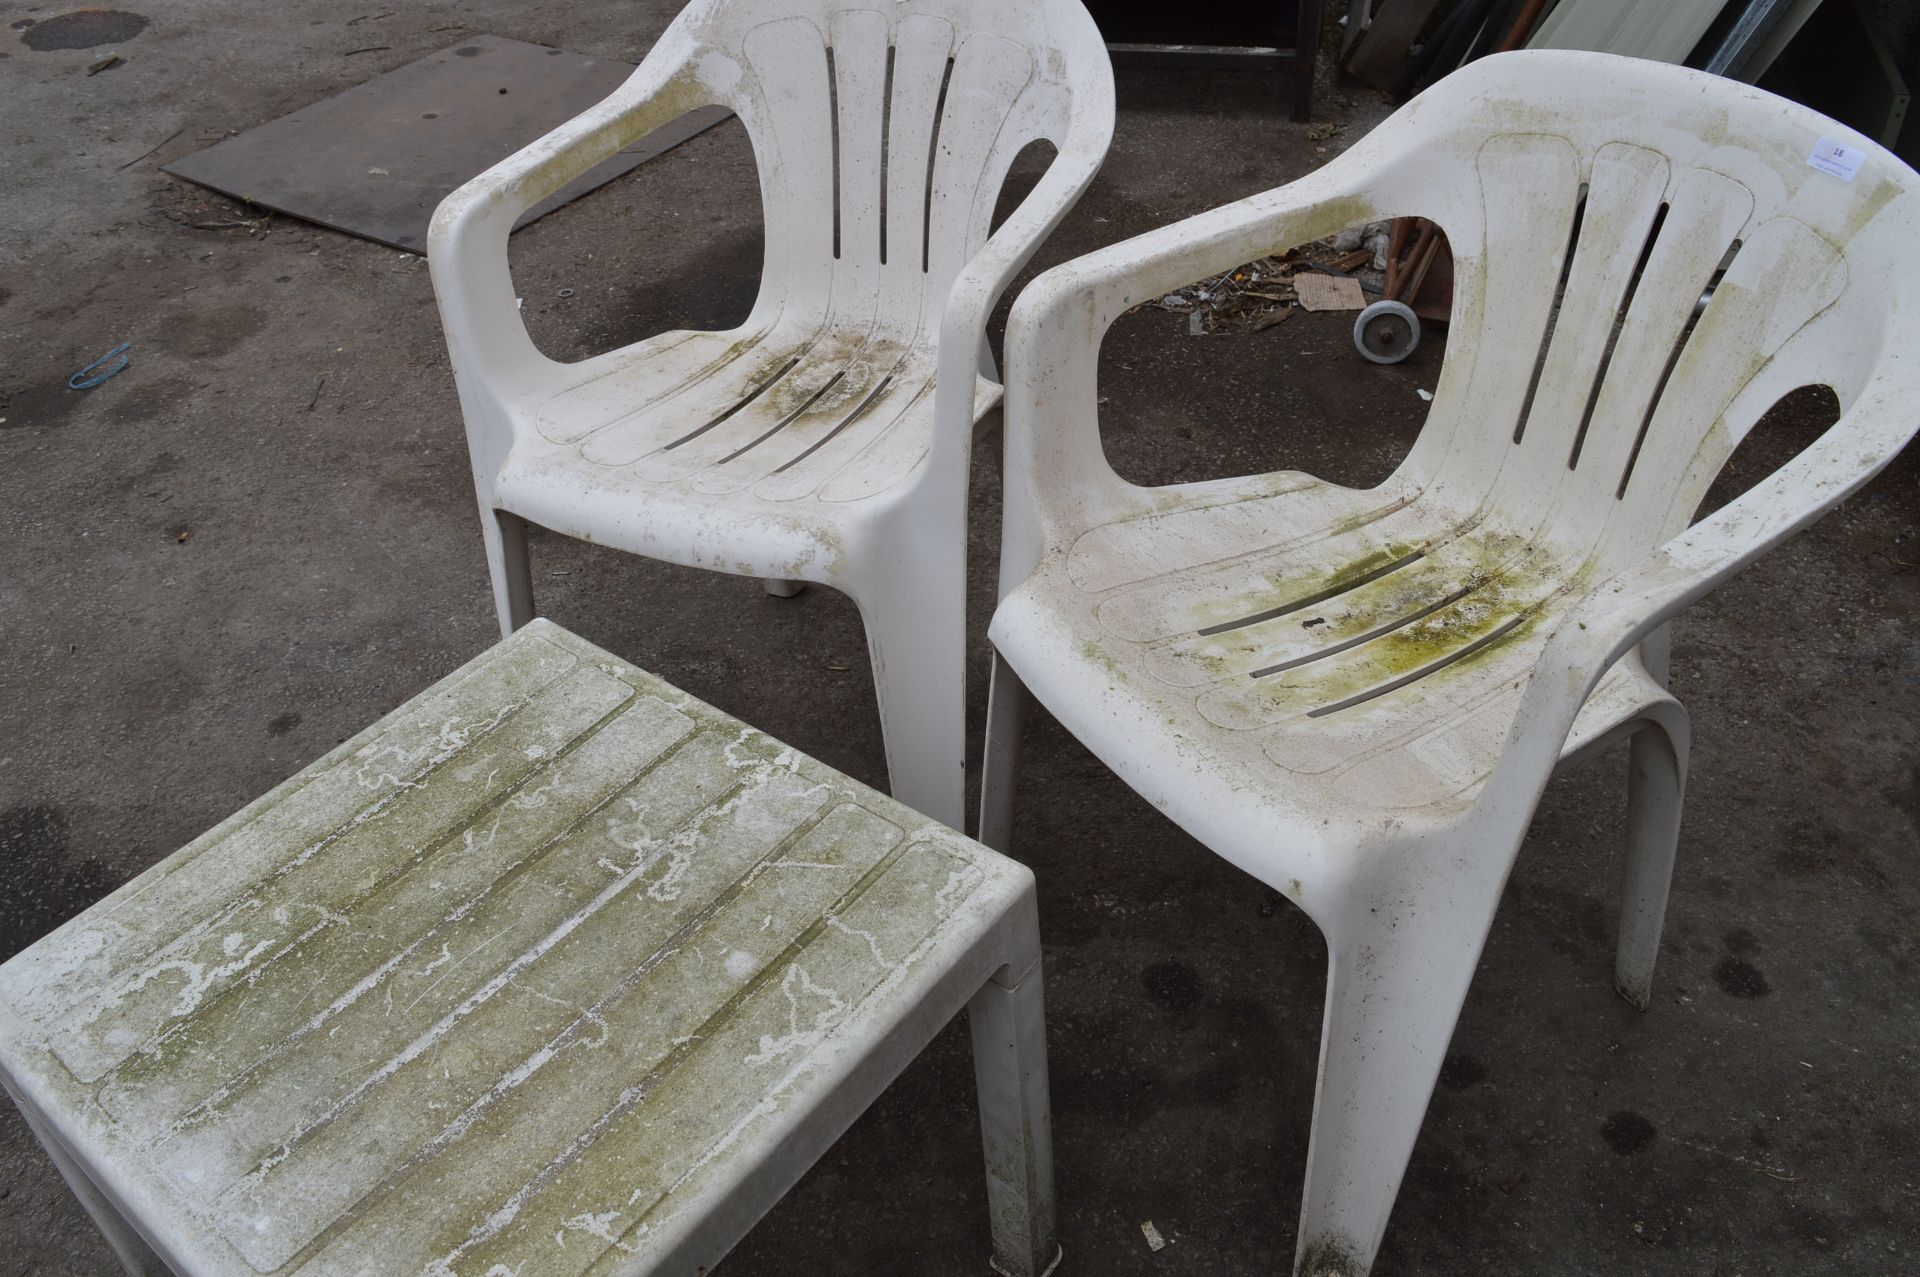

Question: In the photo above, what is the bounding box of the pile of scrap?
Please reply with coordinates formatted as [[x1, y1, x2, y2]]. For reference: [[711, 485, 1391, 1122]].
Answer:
[[1141, 219, 1457, 365], [1378, 217, 1452, 323], [1349, 215, 1455, 363], [1140, 233, 1391, 335], [1138, 216, 1460, 368]]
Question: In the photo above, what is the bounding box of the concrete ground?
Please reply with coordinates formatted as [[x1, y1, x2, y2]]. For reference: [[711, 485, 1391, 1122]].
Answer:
[[3, 3, 1918, 1274]]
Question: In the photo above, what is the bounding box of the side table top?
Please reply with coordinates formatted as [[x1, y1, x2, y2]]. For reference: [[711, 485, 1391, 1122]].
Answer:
[[0, 619, 1028, 1277]]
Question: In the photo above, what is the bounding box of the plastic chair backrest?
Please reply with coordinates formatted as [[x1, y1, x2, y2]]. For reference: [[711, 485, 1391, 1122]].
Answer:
[[663, 0, 1105, 341], [1339, 53, 1920, 576]]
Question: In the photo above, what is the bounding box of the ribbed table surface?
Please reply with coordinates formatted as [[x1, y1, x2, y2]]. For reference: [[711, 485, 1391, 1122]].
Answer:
[[0, 620, 1020, 1276]]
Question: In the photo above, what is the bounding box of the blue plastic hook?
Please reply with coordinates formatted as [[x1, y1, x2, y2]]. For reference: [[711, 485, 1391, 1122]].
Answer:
[[68, 342, 132, 390]]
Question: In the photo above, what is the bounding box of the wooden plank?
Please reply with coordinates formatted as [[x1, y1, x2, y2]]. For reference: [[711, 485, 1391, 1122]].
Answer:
[[164, 37, 730, 253], [1346, 0, 1449, 88]]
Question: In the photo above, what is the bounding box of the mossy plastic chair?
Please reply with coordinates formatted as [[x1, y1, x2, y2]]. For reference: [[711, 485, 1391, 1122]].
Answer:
[[429, 0, 1115, 830], [979, 51, 1920, 1275]]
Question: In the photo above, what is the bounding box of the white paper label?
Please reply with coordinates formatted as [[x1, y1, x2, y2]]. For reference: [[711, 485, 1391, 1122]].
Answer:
[[1807, 137, 1864, 182]]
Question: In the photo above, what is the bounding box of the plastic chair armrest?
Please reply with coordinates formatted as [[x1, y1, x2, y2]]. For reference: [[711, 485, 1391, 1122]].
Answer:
[[933, 103, 1114, 462], [997, 160, 1384, 590], [427, 46, 711, 399], [1480, 378, 1918, 824]]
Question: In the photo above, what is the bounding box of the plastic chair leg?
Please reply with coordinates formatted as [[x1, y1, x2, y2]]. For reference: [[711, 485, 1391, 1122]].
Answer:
[[977, 651, 1031, 851], [480, 506, 535, 637], [762, 578, 808, 598], [1614, 708, 1690, 1010], [858, 559, 966, 831], [1294, 889, 1498, 1277], [969, 945, 1060, 1277]]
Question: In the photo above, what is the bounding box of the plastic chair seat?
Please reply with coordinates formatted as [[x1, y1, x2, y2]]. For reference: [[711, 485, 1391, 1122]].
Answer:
[[0, 622, 1060, 1277], [997, 477, 1672, 825], [494, 323, 998, 573]]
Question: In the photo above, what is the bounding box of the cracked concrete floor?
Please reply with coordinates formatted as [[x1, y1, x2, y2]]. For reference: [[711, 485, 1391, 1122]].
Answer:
[[2, 3, 1917, 1274]]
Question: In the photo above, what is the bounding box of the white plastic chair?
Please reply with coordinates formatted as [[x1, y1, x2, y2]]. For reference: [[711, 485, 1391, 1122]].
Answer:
[[980, 51, 1920, 1275], [429, 0, 1115, 830]]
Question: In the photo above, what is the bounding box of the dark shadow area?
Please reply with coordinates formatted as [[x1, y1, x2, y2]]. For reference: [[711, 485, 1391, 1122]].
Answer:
[[1086, 0, 1303, 49], [1112, 62, 1300, 121], [0, 805, 120, 963]]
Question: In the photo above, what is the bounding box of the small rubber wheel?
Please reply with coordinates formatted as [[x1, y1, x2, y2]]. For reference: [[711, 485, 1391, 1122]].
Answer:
[[1353, 300, 1421, 364]]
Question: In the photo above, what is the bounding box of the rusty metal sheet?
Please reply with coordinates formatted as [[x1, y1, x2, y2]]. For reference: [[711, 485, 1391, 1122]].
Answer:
[[164, 35, 729, 253]]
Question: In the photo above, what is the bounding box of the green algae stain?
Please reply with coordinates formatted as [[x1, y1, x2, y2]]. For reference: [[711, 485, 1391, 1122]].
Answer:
[[1184, 540, 1429, 637], [1253, 533, 1571, 713]]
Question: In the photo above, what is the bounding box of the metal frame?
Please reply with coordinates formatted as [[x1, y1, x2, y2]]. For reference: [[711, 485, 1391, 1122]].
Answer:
[[1106, 0, 1325, 121]]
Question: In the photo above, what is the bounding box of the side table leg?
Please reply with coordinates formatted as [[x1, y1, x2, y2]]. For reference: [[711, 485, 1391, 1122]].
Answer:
[[10, 1092, 170, 1275], [968, 929, 1059, 1277]]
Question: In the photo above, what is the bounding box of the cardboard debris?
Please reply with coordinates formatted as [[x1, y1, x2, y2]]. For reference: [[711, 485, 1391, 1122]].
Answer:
[[1295, 272, 1368, 312]]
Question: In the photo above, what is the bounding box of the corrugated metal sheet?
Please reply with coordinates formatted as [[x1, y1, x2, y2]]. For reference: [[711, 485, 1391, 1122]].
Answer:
[[1528, 0, 1727, 62]]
